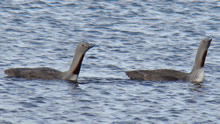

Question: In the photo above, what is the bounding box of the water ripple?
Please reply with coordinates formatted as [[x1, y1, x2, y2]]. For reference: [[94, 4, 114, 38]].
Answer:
[[0, 0, 220, 123]]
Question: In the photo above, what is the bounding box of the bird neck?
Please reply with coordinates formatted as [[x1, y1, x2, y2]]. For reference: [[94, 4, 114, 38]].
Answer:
[[62, 51, 85, 81], [69, 53, 85, 75], [189, 43, 208, 83], [192, 49, 208, 71], [188, 68, 204, 83]]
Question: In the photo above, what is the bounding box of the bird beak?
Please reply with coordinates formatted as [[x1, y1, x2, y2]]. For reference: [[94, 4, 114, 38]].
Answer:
[[88, 44, 95, 49]]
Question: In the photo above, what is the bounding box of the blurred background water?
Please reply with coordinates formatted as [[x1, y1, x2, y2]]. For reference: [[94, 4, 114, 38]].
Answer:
[[0, 0, 220, 123]]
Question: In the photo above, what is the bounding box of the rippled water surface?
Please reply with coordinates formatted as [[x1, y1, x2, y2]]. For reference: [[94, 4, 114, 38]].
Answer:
[[0, 0, 220, 123]]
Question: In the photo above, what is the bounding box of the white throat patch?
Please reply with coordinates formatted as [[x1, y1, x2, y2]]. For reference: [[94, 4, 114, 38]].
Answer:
[[192, 68, 204, 82], [69, 75, 78, 81]]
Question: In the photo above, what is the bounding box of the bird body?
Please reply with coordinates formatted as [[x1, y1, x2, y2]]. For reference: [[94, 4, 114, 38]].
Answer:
[[126, 69, 187, 81], [5, 67, 63, 80], [4, 42, 94, 82], [126, 38, 212, 83]]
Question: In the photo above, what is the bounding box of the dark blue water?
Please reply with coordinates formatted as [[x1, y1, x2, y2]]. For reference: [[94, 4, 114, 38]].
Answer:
[[0, 0, 220, 123]]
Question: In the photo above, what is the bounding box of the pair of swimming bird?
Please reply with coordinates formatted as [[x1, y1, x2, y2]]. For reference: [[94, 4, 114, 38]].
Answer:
[[5, 38, 212, 83]]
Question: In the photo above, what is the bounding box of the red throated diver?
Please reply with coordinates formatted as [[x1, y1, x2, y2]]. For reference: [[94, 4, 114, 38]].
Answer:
[[125, 38, 212, 83], [4, 42, 94, 82]]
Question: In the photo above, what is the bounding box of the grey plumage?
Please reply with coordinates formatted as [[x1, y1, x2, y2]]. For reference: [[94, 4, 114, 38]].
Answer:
[[126, 69, 188, 81], [4, 42, 94, 81], [125, 38, 212, 83], [5, 67, 62, 80]]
